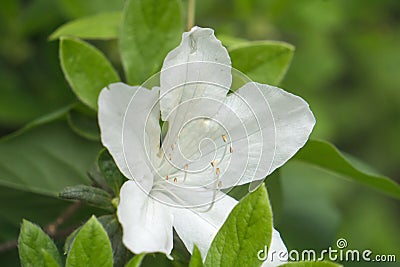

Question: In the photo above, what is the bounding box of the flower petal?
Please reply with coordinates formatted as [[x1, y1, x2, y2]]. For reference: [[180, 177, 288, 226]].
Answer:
[[98, 83, 161, 191], [117, 180, 173, 255], [160, 26, 232, 122], [215, 82, 315, 187], [262, 228, 288, 267], [170, 192, 238, 258]]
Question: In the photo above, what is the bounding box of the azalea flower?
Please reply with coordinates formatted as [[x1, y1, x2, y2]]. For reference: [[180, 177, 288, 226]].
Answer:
[[98, 26, 315, 265]]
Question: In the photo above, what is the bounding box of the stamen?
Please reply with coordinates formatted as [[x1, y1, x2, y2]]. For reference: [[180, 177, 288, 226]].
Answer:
[[216, 167, 220, 175], [183, 164, 188, 182], [211, 160, 216, 167], [173, 177, 177, 183], [230, 146, 233, 153], [222, 134, 227, 142], [166, 175, 169, 180], [169, 153, 172, 160], [218, 181, 222, 188]]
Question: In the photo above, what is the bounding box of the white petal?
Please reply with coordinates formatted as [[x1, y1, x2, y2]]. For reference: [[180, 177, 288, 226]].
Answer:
[[170, 192, 238, 258], [117, 180, 173, 255], [98, 83, 161, 191], [217, 82, 315, 187], [160, 27, 232, 122], [262, 228, 288, 267]]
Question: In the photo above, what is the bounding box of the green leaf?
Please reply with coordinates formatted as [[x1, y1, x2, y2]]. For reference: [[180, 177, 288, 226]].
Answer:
[[67, 108, 100, 141], [98, 149, 125, 195], [49, 12, 121, 40], [294, 139, 400, 200], [66, 216, 113, 267], [60, 37, 120, 110], [119, 0, 183, 85], [98, 215, 131, 267], [42, 250, 61, 267], [229, 41, 294, 86], [204, 185, 273, 267], [0, 111, 101, 196], [125, 253, 145, 267], [59, 185, 114, 212], [188, 245, 204, 267], [279, 261, 342, 267], [18, 220, 61, 267]]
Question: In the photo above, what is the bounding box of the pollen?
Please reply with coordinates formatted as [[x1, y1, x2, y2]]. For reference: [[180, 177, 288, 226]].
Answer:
[[222, 134, 227, 142], [211, 160, 216, 167], [230, 146, 233, 153], [216, 167, 220, 175], [173, 177, 177, 183]]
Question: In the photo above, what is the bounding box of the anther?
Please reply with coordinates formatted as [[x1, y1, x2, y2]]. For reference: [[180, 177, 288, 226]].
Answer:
[[166, 175, 169, 180], [230, 146, 233, 153], [216, 168, 220, 175], [222, 134, 227, 142], [173, 177, 177, 183], [218, 181, 222, 188], [184, 164, 188, 170], [169, 153, 172, 160], [171, 144, 174, 150], [211, 160, 216, 167]]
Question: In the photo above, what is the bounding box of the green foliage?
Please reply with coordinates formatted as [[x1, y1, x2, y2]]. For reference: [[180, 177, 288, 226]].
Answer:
[[66, 216, 113, 267], [97, 149, 125, 195], [279, 261, 342, 267], [229, 41, 294, 86], [205, 185, 272, 267], [59, 185, 114, 211], [294, 139, 400, 199], [60, 37, 120, 110], [125, 253, 145, 267], [188, 246, 204, 267], [67, 107, 100, 141], [0, 110, 100, 196], [119, 0, 183, 85], [50, 12, 121, 40], [18, 220, 61, 267]]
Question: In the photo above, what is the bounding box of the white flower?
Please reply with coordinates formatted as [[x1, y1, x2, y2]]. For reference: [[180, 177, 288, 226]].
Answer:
[[98, 26, 315, 264]]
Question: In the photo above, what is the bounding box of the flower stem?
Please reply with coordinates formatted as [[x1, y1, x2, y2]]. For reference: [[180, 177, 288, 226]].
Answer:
[[186, 0, 196, 31]]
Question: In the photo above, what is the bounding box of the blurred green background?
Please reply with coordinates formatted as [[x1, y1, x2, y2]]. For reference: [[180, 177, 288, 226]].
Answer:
[[0, 0, 399, 266]]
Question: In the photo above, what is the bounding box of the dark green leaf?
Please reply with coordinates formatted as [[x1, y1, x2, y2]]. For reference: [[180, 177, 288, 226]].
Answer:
[[204, 185, 273, 267], [59, 185, 114, 211], [49, 12, 121, 40], [0, 112, 100, 196], [18, 220, 61, 267], [188, 245, 204, 267], [98, 149, 125, 195], [279, 261, 342, 267], [60, 37, 120, 110], [294, 139, 400, 200], [66, 216, 113, 267], [125, 253, 145, 267], [119, 0, 183, 85], [229, 41, 294, 86], [98, 215, 132, 267], [67, 108, 99, 141]]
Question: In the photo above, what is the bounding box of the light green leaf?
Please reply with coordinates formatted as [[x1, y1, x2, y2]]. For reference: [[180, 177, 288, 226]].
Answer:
[[229, 41, 294, 86], [294, 139, 400, 200], [189, 245, 204, 267], [42, 250, 61, 267], [125, 253, 145, 267], [59, 185, 114, 212], [0, 110, 101, 196], [60, 37, 120, 110], [279, 261, 342, 267], [49, 12, 121, 40], [204, 185, 273, 267], [66, 216, 113, 267], [18, 220, 61, 267], [97, 149, 125, 195], [119, 0, 183, 85]]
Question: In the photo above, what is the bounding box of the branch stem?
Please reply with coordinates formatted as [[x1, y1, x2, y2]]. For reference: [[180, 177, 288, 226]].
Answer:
[[186, 0, 196, 31]]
